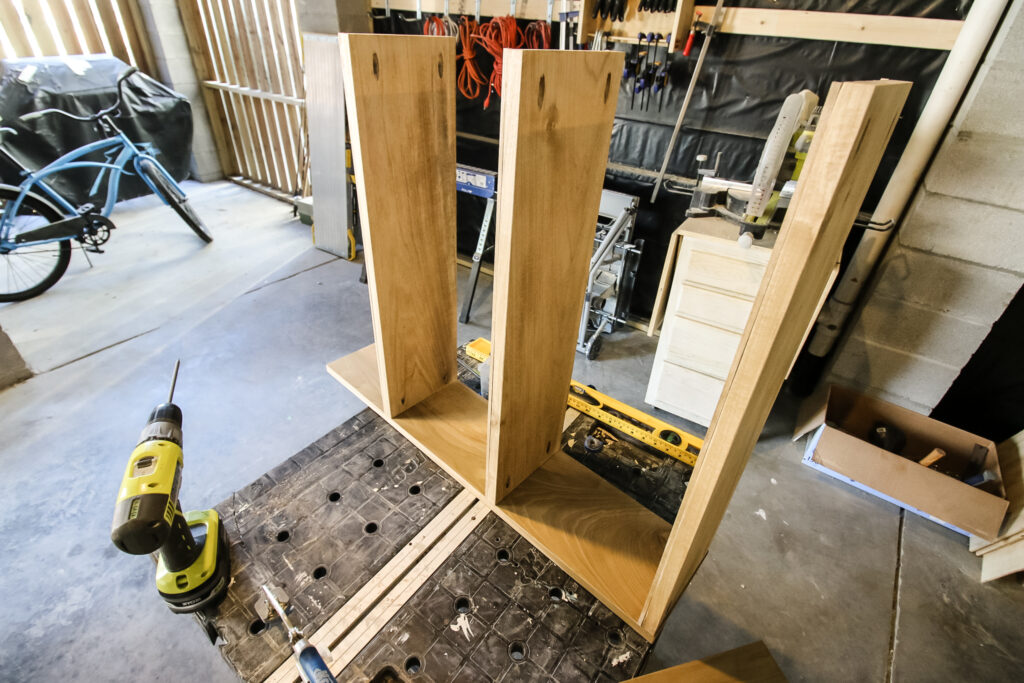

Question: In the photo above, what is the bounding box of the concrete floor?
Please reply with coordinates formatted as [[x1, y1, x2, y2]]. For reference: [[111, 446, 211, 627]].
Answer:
[[1, 182, 1022, 681]]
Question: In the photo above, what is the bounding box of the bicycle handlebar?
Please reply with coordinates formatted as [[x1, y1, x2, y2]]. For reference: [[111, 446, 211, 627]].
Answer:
[[19, 67, 139, 124]]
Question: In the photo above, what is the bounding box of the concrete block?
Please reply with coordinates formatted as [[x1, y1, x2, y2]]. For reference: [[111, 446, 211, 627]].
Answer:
[[899, 191, 1024, 272], [829, 336, 961, 411], [924, 132, 1024, 212], [959, 65, 1024, 139], [850, 295, 991, 369], [873, 245, 1022, 325], [0, 326, 31, 389]]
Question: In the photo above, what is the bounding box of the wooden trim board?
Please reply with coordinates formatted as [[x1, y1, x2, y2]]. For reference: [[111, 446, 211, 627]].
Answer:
[[971, 429, 1024, 554], [627, 640, 787, 682], [263, 490, 479, 683], [340, 33, 458, 419], [639, 80, 910, 632], [487, 48, 623, 504]]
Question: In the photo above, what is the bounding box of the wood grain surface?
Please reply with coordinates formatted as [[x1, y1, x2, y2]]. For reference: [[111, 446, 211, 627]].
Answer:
[[640, 80, 911, 634], [486, 48, 623, 504], [340, 34, 458, 418]]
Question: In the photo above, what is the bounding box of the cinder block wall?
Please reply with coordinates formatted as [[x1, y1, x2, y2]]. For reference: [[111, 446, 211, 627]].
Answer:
[[829, 0, 1024, 414], [136, 0, 223, 182]]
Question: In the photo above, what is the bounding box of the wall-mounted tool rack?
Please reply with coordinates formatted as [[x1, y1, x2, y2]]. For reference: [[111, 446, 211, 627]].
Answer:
[[367, 1, 963, 51], [327, 32, 908, 640]]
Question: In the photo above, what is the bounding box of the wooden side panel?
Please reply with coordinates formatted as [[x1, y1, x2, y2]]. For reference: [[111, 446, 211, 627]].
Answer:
[[340, 34, 457, 418], [486, 49, 623, 503], [641, 80, 911, 632], [628, 641, 786, 683], [303, 33, 351, 258]]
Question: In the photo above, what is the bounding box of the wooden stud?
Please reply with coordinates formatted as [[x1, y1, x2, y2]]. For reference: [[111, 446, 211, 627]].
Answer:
[[339, 34, 458, 419], [486, 48, 623, 503], [640, 79, 911, 634]]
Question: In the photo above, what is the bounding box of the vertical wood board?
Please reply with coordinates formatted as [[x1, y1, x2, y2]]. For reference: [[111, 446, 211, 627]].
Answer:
[[340, 33, 457, 418], [640, 79, 911, 632], [486, 48, 623, 502]]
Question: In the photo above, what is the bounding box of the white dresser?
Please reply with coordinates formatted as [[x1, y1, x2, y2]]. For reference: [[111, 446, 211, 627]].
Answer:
[[645, 217, 775, 426]]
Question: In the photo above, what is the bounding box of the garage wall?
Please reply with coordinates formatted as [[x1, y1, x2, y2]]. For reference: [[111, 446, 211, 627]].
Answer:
[[136, 0, 224, 181], [829, 0, 1024, 414]]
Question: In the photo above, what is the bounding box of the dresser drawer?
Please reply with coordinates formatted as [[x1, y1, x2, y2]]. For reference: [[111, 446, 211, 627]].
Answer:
[[672, 284, 755, 334], [674, 241, 769, 299], [660, 316, 742, 381], [646, 360, 725, 427]]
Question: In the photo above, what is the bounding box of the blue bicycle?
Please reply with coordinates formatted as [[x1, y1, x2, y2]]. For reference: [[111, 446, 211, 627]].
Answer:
[[0, 67, 211, 301]]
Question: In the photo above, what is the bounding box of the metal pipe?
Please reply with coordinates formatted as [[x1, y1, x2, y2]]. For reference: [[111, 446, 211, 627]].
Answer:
[[806, 0, 1011, 358], [650, 0, 725, 203]]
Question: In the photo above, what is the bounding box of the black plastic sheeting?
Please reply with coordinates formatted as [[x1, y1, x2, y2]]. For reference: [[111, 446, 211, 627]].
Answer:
[[0, 55, 193, 206], [372, 2, 963, 318]]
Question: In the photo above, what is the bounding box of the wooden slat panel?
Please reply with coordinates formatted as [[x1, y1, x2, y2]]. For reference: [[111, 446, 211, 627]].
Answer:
[[250, 0, 297, 189], [241, 0, 287, 189], [0, 4, 35, 57], [339, 34, 458, 419], [20, 0, 59, 55], [69, 0, 106, 54], [47, 0, 82, 54], [176, 0, 239, 176], [93, 0, 132, 64], [486, 49, 623, 503], [641, 80, 911, 634], [116, 0, 157, 74]]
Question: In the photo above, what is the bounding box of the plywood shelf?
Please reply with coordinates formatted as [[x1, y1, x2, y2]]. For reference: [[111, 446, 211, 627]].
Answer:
[[327, 343, 670, 637], [328, 344, 488, 494]]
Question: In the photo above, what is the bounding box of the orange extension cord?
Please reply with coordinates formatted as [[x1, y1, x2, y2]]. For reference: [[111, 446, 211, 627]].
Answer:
[[476, 16, 523, 109], [524, 21, 551, 50], [457, 17, 486, 100]]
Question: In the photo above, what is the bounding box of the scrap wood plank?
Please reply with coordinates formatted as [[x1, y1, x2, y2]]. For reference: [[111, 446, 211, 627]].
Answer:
[[639, 80, 911, 632], [486, 48, 623, 503], [340, 33, 458, 419], [264, 490, 479, 683], [980, 536, 1024, 583], [971, 429, 1024, 554], [628, 640, 787, 682]]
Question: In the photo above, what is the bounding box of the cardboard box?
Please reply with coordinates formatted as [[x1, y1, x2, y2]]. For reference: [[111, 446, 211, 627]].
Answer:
[[794, 385, 1008, 541]]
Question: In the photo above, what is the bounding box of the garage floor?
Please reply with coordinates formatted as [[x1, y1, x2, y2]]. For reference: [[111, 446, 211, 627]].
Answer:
[[1, 182, 1022, 682]]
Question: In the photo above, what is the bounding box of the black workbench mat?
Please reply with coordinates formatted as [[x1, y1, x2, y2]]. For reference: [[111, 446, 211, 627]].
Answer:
[[341, 511, 649, 682], [210, 410, 461, 681]]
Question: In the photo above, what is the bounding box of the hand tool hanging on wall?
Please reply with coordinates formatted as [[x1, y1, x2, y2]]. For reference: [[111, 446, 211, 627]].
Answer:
[[652, 33, 671, 112], [650, 0, 725, 203]]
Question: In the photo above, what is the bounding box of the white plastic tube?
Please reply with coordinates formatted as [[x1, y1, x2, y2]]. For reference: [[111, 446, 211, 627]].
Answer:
[[807, 0, 1011, 357]]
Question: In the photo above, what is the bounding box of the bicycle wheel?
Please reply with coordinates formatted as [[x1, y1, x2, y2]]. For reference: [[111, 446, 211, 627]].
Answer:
[[0, 187, 72, 302], [137, 158, 213, 243]]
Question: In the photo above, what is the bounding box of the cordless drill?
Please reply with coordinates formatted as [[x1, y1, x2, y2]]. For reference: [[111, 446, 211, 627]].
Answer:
[[111, 361, 230, 613]]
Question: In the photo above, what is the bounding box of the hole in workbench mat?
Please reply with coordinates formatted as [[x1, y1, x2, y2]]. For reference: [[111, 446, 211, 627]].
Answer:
[[607, 628, 624, 646], [372, 458, 384, 467], [453, 595, 472, 614], [549, 586, 563, 602], [364, 522, 378, 534], [495, 547, 511, 563], [404, 655, 421, 675], [327, 491, 341, 502], [508, 641, 527, 662], [369, 666, 402, 683], [313, 566, 327, 580], [408, 484, 421, 495], [275, 530, 289, 542], [248, 618, 265, 635]]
